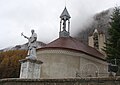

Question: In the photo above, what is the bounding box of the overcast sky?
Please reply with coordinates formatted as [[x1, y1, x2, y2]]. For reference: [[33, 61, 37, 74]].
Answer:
[[0, 0, 120, 49]]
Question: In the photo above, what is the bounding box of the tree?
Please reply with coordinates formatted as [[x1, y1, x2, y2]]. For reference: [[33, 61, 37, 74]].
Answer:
[[0, 50, 27, 79], [103, 7, 120, 75]]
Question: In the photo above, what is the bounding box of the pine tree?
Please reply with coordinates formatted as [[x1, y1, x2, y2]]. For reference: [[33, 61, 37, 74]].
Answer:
[[104, 7, 120, 60], [104, 7, 120, 74]]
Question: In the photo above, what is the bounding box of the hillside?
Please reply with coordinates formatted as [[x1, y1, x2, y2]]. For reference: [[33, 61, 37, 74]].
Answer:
[[75, 8, 113, 44], [0, 41, 46, 52], [0, 50, 27, 79], [0, 41, 46, 79]]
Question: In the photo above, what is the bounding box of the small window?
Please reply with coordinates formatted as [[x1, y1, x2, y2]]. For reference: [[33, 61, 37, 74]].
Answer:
[[93, 33, 99, 49]]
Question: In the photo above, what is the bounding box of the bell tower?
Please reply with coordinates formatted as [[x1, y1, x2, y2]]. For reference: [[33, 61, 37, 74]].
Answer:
[[59, 7, 71, 37], [88, 28, 106, 54]]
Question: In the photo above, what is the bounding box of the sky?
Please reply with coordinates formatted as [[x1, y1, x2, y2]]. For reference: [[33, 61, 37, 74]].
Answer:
[[0, 0, 120, 49]]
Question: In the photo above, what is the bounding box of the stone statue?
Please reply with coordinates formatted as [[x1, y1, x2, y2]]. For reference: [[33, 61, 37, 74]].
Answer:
[[21, 29, 37, 59]]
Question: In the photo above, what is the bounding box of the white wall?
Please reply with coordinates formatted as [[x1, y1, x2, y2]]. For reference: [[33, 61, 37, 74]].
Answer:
[[37, 49, 80, 78], [37, 49, 108, 78]]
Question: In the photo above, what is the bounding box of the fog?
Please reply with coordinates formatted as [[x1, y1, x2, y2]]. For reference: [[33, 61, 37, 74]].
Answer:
[[0, 0, 119, 49]]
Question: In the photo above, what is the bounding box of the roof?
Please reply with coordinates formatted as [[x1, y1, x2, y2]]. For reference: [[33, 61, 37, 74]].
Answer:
[[37, 37, 105, 60], [60, 7, 71, 19]]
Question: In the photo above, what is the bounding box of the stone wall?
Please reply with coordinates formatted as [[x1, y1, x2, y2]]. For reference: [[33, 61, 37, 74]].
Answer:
[[0, 77, 120, 85]]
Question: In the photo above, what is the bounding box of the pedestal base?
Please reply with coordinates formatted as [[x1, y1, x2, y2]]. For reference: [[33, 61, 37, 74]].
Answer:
[[19, 58, 43, 79]]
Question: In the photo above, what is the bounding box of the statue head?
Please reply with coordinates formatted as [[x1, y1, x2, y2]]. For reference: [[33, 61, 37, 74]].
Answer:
[[31, 29, 35, 34]]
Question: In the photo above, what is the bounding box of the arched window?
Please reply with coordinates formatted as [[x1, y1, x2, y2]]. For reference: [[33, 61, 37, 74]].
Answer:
[[82, 63, 99, 77]]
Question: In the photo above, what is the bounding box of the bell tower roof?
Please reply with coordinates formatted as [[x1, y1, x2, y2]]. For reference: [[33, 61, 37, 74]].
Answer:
[[60, 7, 71, 19], [94, 29, 98, 33]]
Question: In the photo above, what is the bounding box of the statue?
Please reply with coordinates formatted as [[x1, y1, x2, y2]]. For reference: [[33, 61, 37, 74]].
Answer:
[[21, 29, 37, 59]]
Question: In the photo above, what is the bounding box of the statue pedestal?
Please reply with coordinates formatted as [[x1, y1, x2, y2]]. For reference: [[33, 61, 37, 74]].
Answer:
[[19, 58, 43, 79]]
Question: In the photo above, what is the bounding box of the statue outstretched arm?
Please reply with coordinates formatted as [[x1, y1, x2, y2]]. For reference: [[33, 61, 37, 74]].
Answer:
[[21, 33, 29, 39]]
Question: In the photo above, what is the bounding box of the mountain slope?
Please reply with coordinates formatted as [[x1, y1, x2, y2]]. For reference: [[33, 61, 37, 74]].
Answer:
[[76, 8, 113, 44], [0, 41, 46, 52]]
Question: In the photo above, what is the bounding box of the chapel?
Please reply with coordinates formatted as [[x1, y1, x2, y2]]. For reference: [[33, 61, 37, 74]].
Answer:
[[37, 7, 108, 78]]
